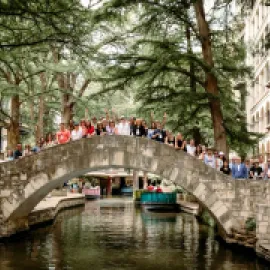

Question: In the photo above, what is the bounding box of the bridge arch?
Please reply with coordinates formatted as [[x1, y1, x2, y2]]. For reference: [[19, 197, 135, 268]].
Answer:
[[0, 136, 239, 237]]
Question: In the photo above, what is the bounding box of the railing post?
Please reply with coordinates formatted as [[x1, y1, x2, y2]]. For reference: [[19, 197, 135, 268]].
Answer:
[[133, 170, 139, 191], [143, 171, 148, 189]]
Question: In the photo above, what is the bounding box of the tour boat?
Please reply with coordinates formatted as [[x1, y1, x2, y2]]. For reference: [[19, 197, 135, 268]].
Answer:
[[82, 187, 100, 200], [140, 192, 179, 212], [121, 186, 133, 196]]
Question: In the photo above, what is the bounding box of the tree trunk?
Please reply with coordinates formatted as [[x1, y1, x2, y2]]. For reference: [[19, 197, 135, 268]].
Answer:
[[36, 73, 46, 141], [43, 106, 50, 134], [59, 73, 74, 125], [52, 48, 72, 125], [62, 99, 74, 125], [186, 25, 202, 145], [36, 95, 45, 142], [192, 127, 203, 145], [52, 47, 89, 125], [62, 75, 90, 124], [186, 25, 196, 94], [7, 95, 20, 149], [194, 0, 228, 155], [29, 100, 35, 124]]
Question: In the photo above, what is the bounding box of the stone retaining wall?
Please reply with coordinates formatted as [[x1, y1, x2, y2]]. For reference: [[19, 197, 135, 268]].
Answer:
[[0, 195, 85, 237], [256, 204, 270, 261]]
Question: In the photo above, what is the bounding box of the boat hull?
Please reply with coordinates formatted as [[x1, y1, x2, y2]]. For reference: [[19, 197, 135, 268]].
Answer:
[[82, 187, 100, 200], [85, 195, 100, 200], [140, 192, 178, 212], [141, 203, 179, 212], [121, 187, 133, 196]]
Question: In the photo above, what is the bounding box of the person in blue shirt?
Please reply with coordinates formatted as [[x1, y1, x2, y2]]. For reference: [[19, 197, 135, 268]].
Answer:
[[232, 157, 248, 179], [147, 122, 157, 139], [204, 149, 216, 169], [13, 144, 23, 159], [152, 122, 166, 143]]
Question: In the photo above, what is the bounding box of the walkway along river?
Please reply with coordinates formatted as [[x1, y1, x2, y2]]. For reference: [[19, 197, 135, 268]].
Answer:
[[0, 198, 269, 270]]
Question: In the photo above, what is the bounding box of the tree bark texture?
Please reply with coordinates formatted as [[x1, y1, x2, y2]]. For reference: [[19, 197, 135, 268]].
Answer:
[[186, 25, 203, 145], [52, 48, 73, 125], [36, 72, 46, 142], [7, 95, 20, 149], [194, 0, 228, 155], [52, 47, 90, 125], [62, 95, 74, 125]]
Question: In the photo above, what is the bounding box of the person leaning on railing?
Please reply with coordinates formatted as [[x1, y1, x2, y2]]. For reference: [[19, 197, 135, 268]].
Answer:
[[263, 159, 270, 180], [249, 159, 263, 179], [56, 123, 71, 144], [220, 160, 231, 175], [232, 157, 248, 179]]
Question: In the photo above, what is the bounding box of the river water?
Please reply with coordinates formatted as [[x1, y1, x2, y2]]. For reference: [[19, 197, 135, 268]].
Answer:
[[0, 198, 269, 270]]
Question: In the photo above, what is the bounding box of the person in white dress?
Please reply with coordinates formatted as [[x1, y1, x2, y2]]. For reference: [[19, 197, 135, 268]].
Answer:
[[186, 139, 196, 156], [216, 151, 225, 170], [71, 123, 83, 141], [115, 116, 130, 135]]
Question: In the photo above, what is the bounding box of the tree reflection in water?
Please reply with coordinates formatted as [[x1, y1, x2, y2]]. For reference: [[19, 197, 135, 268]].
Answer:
[[0, 199, 269, 270]]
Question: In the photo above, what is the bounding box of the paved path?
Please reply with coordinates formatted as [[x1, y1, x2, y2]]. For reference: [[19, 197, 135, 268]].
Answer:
[[32, 193, 85, 212]]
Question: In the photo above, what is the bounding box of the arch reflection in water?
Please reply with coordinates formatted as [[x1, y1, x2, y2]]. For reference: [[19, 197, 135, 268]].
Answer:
[[0, 199, 269, 270]]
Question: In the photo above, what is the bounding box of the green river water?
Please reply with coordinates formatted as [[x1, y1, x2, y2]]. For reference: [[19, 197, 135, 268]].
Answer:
[[0, 198, 269, 270]]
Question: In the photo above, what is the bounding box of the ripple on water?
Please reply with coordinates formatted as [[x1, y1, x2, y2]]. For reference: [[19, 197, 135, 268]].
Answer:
[[0, 198, 269, 270]]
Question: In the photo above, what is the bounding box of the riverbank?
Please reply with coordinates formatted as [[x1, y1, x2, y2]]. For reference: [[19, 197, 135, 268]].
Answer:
[[177, 194, 270, 263], [0, 193, 85, 238], [28, 193, 85, 227]]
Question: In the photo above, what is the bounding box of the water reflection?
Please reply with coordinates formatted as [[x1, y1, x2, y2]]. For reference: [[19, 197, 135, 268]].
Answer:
[[0, 198, 269, 270]]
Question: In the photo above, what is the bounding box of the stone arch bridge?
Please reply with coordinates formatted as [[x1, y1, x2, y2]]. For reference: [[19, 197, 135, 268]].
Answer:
[[0, 136, 270, 242]]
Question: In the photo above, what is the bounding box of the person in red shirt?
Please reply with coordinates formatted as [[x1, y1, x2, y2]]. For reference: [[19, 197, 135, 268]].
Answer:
[[56, 123, 71, 144], [86, 120, 95, 137], [80, 120, 88, 138]]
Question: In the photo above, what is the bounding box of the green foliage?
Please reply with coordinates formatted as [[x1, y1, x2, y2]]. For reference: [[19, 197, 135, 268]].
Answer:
[[245, 217, 256, 231], [0, 0, 90, 50], [200, 210, 216, 228], [92, 0, 260, 153], [0, 1, 101, 147], [0, 0, 262, 155]]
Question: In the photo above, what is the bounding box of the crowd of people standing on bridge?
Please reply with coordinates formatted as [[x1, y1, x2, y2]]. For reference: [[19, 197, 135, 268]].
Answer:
[[4, 110, 270, 180]]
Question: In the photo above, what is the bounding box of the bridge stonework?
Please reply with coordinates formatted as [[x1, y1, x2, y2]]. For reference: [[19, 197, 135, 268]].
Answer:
[[0, 136, 270, 243]]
